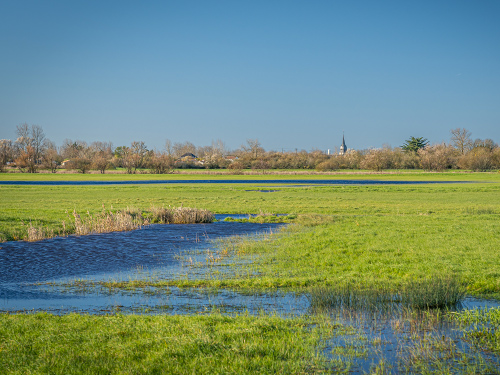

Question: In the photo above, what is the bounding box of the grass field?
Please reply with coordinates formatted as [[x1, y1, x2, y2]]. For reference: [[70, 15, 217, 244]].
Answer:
[[0, 312, 348, 374], [1, 168, 500, 181]]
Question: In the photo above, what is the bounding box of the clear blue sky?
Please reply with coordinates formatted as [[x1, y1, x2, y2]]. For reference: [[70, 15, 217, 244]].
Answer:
[[1, 0, 499, 152]]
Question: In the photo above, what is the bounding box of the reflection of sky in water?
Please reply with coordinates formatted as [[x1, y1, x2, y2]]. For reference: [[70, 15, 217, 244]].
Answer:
[[0, 218, 285, 311], [0, 217, 278, 283]]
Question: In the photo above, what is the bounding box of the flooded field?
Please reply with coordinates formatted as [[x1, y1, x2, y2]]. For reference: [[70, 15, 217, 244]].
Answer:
[[1, 213, 499, 373]]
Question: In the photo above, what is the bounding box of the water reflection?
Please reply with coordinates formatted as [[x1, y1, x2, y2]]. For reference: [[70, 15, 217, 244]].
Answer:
[[0, 216, 284, 311]]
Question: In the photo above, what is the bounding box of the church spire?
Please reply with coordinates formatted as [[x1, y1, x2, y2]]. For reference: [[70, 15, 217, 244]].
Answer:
[[340, 132, 347, 155]]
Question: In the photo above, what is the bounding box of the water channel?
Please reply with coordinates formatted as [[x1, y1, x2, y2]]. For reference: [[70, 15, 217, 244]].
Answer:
[[0, 179, 467, 186]]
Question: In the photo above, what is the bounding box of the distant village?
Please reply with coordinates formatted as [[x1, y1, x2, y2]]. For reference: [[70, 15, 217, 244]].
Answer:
[[1, 124, 499, 173]]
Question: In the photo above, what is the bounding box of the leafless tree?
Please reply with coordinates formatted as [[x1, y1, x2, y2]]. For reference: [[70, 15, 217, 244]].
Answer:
[[458, 147, 496, 171], [89, 141, 114, 173], [61, 139, 88, 159], [148, 151, 174, 174], [360, 148, 394, 171], [15, 124, 47, 172], [242, 139, 264, 158], [15, 145, 38, 173], [122, 141, 148, 173], [450, 128, 472, 155], [173, 141, 196, 158], [165, 139, 173, 156], [0, 139, 14, 172], [42, 140, 63, 173], [418, 144, 457, 171], [472, 138, 497, 151], [211, 139, 226, 157]]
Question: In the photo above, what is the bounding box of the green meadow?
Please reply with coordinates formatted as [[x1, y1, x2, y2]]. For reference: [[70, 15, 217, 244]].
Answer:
[[1, 171, 500, 373], [0, 312, 349, 374]]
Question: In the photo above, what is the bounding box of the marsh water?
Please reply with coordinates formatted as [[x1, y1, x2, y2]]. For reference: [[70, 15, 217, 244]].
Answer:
[[1, 214, 499, 373], [0, 215, 292, 313]]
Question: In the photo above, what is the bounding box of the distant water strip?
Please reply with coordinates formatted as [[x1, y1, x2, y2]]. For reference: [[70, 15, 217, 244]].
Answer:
[[0, 179, 466, 186]]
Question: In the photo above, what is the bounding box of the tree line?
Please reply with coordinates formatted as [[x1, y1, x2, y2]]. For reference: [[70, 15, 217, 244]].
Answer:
[[0, 124, 499, 173]]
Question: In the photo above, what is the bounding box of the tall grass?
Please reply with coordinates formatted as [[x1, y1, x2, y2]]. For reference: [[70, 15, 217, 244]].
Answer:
[[308, 276, 465, 312], [399, 276, 465, 309]]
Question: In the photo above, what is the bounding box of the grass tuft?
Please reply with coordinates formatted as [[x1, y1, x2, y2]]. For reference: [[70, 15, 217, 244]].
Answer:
[[309, 276, 465, 312]]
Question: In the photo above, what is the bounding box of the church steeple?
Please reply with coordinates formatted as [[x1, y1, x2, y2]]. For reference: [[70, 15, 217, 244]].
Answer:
[[339, 132, 347, 155]]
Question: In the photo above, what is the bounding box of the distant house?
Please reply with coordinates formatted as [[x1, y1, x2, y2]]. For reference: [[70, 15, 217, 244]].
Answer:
[[180, 153, 197, 159], [175, 152, 202, 167]]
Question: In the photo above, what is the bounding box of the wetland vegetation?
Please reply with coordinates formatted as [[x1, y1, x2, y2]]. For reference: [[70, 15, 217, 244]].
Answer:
[[1, 171, 500, 373]]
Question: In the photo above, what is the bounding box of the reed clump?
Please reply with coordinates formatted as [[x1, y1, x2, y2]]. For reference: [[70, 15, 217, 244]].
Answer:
[[70, 206, 214, 236], [309, 276, 465, 312], [21, 221, 55, 242], [149, 205, 214, 224], [72, 208, 144, 235]]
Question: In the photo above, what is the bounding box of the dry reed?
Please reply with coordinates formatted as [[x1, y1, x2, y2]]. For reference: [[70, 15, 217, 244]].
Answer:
[[149, 205, 214, 224], [22, 221, 55, 242], [71, 206, 214, 236], [20, 206, 215, 241]]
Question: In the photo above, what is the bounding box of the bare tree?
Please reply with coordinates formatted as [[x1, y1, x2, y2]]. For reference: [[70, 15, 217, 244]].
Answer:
[[122, 141, 148, 173], [212, 139, 226, 157], [15, 124, 47, 172], [450, 128, 472, 155], [165, 139, 173, 156], [89, 141, 114, 173], [418, 144, 457, 171], [61, 139, 88, 159], [148, 151, 174, 174], [472, 138, 497, 151], [15, 145, 38, 173], [360, 148, 394, 171], [42, 140, 62, 173], [64, 143, 93, 173], [173, 141, 196, 158], [0, 139, 14, 172], [242, 139, 264, 158]]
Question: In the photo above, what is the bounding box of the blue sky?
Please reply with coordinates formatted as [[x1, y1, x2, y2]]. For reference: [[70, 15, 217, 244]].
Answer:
[[1, 0, 499, 152]]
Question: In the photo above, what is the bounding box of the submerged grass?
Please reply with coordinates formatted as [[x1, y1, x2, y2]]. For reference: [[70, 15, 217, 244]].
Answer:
[[450, 307, 500, 354], [322, 304, 500, 374]]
